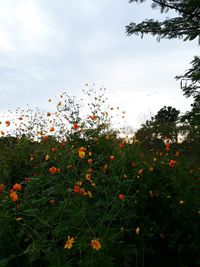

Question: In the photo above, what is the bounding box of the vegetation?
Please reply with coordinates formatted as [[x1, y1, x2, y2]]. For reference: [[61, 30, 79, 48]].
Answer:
[[126, 0, 200, 126], [0, 88, 199, 267]]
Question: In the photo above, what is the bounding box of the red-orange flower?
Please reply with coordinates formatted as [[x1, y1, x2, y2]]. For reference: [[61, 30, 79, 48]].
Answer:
[[169, 159, 177, 168], [42, 135, 50, 141], [13, 183, 22, 191], [165, 143, 170, 151], [175, 151, 180, 157], [10, 191, 18, 202], [49, 166, 57, 174], [89, 115, 97, 121], [85, 174, 92, 181], [88, 159, 93, 165], [73, 123, 79, 130], [50, 126, 55, 132], [5, 120, 10, 127], [73, 185, 80, 193]]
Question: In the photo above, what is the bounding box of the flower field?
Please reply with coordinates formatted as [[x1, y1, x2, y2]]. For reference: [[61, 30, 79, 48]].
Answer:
[[0, 89, 199, 267]]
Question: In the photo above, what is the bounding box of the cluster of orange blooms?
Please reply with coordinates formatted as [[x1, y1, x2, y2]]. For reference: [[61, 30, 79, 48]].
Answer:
[[10, 183, 22, 202], [64, 236, 101, 251]]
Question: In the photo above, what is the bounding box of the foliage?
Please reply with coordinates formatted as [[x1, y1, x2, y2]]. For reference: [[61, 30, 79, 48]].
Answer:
[[0, 89, 199, 267], [126, 0, 200, 126], [126, 0, 200, 43]]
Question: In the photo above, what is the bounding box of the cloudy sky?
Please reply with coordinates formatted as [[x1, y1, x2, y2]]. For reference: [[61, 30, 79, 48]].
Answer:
[[0, 0, 199, 129]]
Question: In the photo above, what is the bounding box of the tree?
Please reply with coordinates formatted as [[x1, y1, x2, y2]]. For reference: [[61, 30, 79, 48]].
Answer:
[[126, 0, 200, 43], [136, 106, 180, 145], [126, 0, 200, 125]]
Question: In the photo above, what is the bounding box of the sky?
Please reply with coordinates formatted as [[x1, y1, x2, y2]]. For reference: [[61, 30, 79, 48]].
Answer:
[[0, 0, 199, 130]]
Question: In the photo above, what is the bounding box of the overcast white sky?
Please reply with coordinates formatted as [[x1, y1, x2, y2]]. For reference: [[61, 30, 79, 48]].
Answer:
[[0, 0, 199, 129]]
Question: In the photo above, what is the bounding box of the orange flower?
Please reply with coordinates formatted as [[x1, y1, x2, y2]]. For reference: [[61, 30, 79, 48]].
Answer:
[[175, 151, 180, 157], [90, 239, 101, 251], [13, 183, 22, 191], [119, 194, 125, 200], [42, 135, 50, 141], [5, 120, 10, 127], [64, 236, 75, 249], [49, 166, 57, 174], [73, 123, 79, 130], [10, 191, 18, 202], [88, 159, 93, 165], [169, 159, 177, 168], [50, 126, 55, 132], [87, 168, 93, 174], [78, 147, 86, 159], [85, 174, 92, 181], [89, 115, 97, 120]]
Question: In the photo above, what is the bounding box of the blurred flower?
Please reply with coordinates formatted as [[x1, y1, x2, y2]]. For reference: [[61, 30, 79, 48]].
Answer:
[[87, 191, 93, 198], [118, 143, 124, 149], [169, 159, 177, 168], [89, 115, 97, 120], [13, 183, 22, 191], [78, 147, 86, 159], [85, 174, 91, 181], [87, 168, 93, 174], [73, 185, 80, 193], [49, 167, 58, 174], [110, 155, 115, 161], [138, 169, 143, 175], [73, 123, 79, 130], [165, 143, 170, 151], [88, 159, 93, 165], [179, 200, 184, 205], [90, 239, 101, 251], [45, 155, 49, 161], [131, 162, 136, 168], [0, 183, 5, 193], [135, 227, 140, 235], [5, 120, 10, 127], [25, 177, 30, 183], [16, 217, 23, 221], [175, 151, 180, 157], [10, 191, 18, 202], [50, 126, 55, 132], [149, 167, 154, 172], [64, 236, 75, 249], [42, 135, 49, 141], [119, 194, 125, 200]]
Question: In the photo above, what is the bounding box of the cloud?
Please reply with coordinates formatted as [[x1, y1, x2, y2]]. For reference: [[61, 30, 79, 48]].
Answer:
[[0, 0, 57, 54]]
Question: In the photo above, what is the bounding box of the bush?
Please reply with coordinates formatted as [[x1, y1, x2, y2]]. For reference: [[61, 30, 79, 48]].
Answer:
[[0, 88, 199, 267]]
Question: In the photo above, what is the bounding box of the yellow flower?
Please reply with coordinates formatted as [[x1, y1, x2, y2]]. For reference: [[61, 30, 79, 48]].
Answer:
[[16, 217, 23, 221], [78, 147, 86, 159], [90, 239, 101, 251], [135, 227, 140, 235], [45, 155, 49, 161], [64, 236, 75, 249]]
